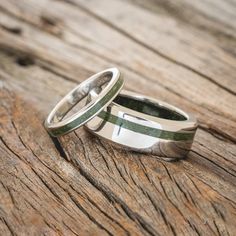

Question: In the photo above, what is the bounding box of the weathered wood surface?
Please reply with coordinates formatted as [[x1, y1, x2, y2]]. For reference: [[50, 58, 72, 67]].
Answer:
[[0, 0, 236, 235]]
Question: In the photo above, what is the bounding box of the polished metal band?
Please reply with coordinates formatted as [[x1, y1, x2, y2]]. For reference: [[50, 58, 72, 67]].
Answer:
[[85, 90, 198, 160], [44, 68, 123, 137]]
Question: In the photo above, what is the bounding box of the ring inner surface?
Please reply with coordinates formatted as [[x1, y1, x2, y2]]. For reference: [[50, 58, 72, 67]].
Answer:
[[114, 95, 187, 121], [53, 72, 113, 123]]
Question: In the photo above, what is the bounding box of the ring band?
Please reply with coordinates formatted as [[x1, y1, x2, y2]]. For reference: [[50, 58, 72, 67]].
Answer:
[[44, 68, 124, 137], [85, 90, 198, 160]]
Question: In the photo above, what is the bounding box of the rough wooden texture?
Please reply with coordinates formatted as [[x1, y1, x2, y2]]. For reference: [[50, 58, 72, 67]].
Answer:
[[0, 0, 236, 235]]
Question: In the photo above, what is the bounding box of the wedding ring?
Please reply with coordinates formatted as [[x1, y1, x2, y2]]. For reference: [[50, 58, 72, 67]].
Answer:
[[44, 68, 123, 137], [85, 90, 198, 160]]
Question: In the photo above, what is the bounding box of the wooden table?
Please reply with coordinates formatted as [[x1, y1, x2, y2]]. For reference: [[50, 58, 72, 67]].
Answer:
[[0, 0, 236, 235]]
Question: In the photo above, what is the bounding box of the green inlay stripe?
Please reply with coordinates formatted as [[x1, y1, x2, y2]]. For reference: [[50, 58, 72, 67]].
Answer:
[[50, 78, 123, 136], [98, 110, 195, 141]]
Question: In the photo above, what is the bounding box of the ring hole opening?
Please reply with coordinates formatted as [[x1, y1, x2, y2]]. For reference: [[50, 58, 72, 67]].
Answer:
[[114, 95, 187, 121], [53, 72, 113, 122]]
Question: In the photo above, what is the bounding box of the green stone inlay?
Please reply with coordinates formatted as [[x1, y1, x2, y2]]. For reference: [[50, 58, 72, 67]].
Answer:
[[98, 110, 195, 141], [50, 78, 123, 136]]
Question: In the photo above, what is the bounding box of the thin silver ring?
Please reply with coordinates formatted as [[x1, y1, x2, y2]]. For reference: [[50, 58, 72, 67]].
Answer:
[[85, 90, 198, 160], [44, 68, 123, 137]]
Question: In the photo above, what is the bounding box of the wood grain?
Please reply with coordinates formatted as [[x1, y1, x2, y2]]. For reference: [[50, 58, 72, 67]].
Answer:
[[0, 0, 235, 235]]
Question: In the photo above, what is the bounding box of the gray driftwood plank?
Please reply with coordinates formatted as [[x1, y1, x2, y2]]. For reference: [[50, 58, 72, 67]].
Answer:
[[0, 0, 236, 235]]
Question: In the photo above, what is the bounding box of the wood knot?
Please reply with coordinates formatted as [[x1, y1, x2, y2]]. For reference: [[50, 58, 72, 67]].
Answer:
[[41, 15, 58, 27], [0, 24, 22, 35], [16, 55, 35, 67], [40, 15, 63, 36]]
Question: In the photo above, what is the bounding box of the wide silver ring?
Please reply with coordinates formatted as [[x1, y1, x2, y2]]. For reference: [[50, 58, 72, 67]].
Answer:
[[44, 68, 123, 137], [85, 90, 198, 160]]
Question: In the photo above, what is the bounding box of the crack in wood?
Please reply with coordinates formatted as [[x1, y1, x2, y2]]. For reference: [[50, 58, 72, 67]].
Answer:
[[64, 0, 236, 96], [0, 1, 236, 234]]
